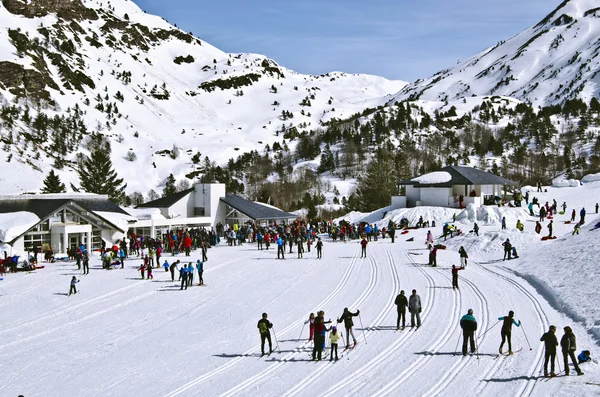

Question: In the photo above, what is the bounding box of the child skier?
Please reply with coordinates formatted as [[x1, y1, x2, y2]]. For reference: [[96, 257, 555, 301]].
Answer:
[[577, 350, 591, 364], [138, 262, 146, 280], [68, 276, 79, 296], [306, 313, 315, 341], [329, 326, 340, 361]]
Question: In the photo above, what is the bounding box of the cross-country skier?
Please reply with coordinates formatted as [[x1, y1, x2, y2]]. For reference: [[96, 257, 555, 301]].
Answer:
[[68, 276, 79, 296], [337, 308, 359, 348], [201, 241, 208, 262], [180, 264, 188, 290], [409, 289, 422, 328], [312, 311, 331, 361], [316, 238, 323, 259], [360, 237, 368, 258], [459, 309, 477, 355], [473, 223, 479, 236], [394, 290, 408, 330], [187, 262, 193, 285], [451, 265, 464, 290], [498, 310, 521, 355], [458, 246, 468, 267], [561, 326, 583, 376], [305, 313, 315, 341], [196, 260, 204, 286], [276, 236, 285, 260], [329, 326, 340, 361], [540, 325, 558, 377], [257, 313, 273, 356]]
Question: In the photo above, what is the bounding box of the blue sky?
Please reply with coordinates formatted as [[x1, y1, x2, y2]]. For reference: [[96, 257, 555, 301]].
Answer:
[[135, 0, 555, 82]]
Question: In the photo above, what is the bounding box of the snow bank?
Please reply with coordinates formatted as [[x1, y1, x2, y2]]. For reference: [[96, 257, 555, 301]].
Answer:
[[552, 174, 580, 187], [0, 212, 40, 243], [361, 206, 460, 228], [582, 172, 600, 183], [333, 211, 369, 225], [411, 171, 451, 184]]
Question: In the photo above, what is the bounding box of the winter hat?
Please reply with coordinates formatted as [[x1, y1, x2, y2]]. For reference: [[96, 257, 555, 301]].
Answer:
[[564, 326, 572, 333], [468, 309, 473, 315], [332, 326, 337, 332], [508, 310, 514, 317]]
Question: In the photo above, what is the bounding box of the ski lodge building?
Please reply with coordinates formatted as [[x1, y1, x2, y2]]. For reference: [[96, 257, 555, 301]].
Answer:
[[393, 166, 517, 209], [0, 184, 295, 255]]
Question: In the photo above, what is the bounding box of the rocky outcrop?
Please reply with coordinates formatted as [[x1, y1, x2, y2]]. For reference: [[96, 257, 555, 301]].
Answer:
[[0, 61, 53, 102], [2, 0, 98, 20]]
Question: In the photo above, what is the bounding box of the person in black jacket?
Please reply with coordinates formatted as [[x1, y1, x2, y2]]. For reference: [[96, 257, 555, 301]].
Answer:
[[257, 313, 273, 356], [540, 325, 558, 377], [459, 309, 477, 355], [337, 308, 359, 348], [561, 326, 583, 376], [394, 290, 408, 330]]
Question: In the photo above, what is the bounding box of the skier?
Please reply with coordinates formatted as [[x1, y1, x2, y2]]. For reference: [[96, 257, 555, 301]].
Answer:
[[305, 313, 315, 341], [578, 350, 591, 364], [196, 260, 204, 286], [459, 309, 477, 356], [201, 241, 208, 262], [337, 308, 359, 348], [498, 310, 521, 354], [389, 222, 396, 243], [169, 260, 179, 281], [573, 223, 580, 235], [540, 325, 558, 377], [147, 261, 153, 280], [596, 203, 599, 214], [312, 311, 331, 361], [180, 264, 188, 290], [502, 239, 512, 260], [429, 245, 438, 267], [561, 202, 567, 213], [360, 237, 368, 258], [316, 238, 323, 259], [394, 290, 408, 330], [580, 208, 586, 224], [138, 261, 146, 280], [187, 262, 193, 285], [451, 265, 464, 290], [119, 248, 125, 269], [276, 236, 285, 260], [329, 326, 340, 361], [68, 276, 79, 296], [408, 289, 422, 328], [82, 252, 89, 275], [257, 313, 273, 356], [183, 234, 192, 256], [561, 326, 583, 376], [257, 231, 263, 250], [473, 223, 479, 236], [458, 246, 468, 267], [547, 220, 553, 238], [540, 206, 546, 222]]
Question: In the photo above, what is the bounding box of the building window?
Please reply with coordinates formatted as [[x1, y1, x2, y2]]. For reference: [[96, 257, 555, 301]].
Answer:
[[24, 233, 51, 251]]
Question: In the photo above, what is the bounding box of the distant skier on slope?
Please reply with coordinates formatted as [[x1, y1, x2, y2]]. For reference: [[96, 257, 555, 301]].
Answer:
[[257, 313, 273, 356], [360, 237, 368, 258], [316, 238, 323, 259], [451, 265, 464, 290], [498, 310, 521, 355], [459, 309, 477, 356], [337, 308, 360, 348], [458, 246, 468, 267], [68, 276, 79, 296]]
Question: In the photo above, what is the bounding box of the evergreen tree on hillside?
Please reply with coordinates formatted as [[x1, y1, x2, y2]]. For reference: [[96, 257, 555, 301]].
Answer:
[[163, 174, 177, 197], [41, 169, 66, 193], [77, 148, 127, 204], [353, 150, 399, 212]]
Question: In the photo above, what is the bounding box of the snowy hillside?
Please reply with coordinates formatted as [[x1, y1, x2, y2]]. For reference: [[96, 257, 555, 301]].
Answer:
[[391, 0, 600, 107], [0, 0, 406, 195]]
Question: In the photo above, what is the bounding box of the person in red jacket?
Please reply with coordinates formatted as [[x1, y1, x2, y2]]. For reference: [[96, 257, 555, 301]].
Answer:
[[451, 265, 464, 290], [360, 237, 368, 258], [312, 311, 331, 361], [183, 235, 193, 256], [156, 246, 162, 268]]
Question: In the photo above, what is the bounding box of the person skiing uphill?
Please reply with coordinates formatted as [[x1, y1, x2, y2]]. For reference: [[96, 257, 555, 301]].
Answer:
[[561, 326, 583, 376], [451, 265, 464, 290], [409, 289, 422, 328], [498, 310, 521, 355], [337, 308, 360, 348], [540, 325, 558, 377], [460, 309, 477, 356], [257, 313, 273, 356], [394, 290, 408, 330]]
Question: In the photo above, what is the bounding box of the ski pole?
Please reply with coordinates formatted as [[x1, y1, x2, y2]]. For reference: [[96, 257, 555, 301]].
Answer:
[[478, 320, 501, 340], [520, 323, 533, 351], [453, 333, 461, 356], [299, 321, 306, 341], [557, 353, 561, 373], [272, 327, 281, 353], [358, 313, 367, 345]]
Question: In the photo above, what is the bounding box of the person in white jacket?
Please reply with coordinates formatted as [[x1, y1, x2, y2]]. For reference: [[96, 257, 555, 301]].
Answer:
[[408, 289, 422, 328]]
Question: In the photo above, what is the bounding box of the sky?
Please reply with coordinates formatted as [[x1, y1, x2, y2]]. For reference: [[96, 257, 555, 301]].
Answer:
[[134, 0, 556, 82]]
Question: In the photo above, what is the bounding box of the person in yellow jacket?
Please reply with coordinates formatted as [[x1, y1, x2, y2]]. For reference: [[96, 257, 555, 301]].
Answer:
[[516, 220, 524, 232], [329, 326, 340, 361]]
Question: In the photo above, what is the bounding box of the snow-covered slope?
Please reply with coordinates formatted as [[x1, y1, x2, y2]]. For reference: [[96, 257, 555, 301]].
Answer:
[[0, 0, 406, 194], [391, 0, 600, 107]]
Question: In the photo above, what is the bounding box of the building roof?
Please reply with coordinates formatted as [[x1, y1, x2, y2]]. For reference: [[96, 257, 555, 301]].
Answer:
[[398, 166, 517, 187], [135, 188, 195, 208], [220, 194, 296, 221]]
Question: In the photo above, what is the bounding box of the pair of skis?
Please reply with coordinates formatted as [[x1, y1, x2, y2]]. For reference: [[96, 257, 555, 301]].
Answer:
[[493, 347, 524, 359]]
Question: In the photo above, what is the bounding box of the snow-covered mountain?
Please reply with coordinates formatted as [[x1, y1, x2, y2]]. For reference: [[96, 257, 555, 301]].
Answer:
[[0, 0, 406, 194], [391, 0, 600, 107]]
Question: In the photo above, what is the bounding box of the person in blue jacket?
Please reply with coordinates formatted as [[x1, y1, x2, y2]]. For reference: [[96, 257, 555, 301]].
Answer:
[[276, 236, 285, 260], [365, 224, 372, 241], [578, 350, 591, 364], [162, 260, 170, 272], [180, 264, 189, 290], [460, 309, 477, 355], [499, 310, 521, 355], [118, 248, 125, 269], [196, 260, 204, 286], [256, 232, 263, 250], [373, 225, 379, 241]]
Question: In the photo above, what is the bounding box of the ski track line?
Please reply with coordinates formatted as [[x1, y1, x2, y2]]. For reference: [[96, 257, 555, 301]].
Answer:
[[474, 262, 549, 397], [369, 252, 461, 397], [216, 257, 379, 397], [283, 250, 401, 397], [162, 252, 362, 397], [422, 267, 491, 397], [319, 249, 422, 397]]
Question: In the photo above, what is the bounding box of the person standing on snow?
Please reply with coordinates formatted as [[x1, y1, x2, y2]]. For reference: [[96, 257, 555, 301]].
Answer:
[[337, 308, 360, 348], [360, 237, 368, 258], [409, 289, 422, 328], [201, 241, 209, 262], [571, 209, 576, 222], [426, 230, 434, 245], [451, 265, 464, 290], [82, 251, 90, 275], [180, 264, 189, 290], [276, 236, 285, 260], [547, 220, 554, 238], [561, 326, 583, 376], [580, 208, 586, 224], [196, 260, 204, 286], [535, 221, 542, 234], [316, 238, 323, 259], [429, 245, 438, 267], [297, 236, 304, 259], [394, 290, 408, 330], [305, 313, 316, 341], [257, 313, 274, 356], [169, 260, 179, 281], [501, 217, 506, 230], [68, 276, 79, 296], [256, 231, 263, 250], [458, 246, 468, 267], [187, 262, 194, 285], [540, 325, 558, 377], [561, 202, 567, 213], [473, 223, 479, 236], [502, 239, 512, 261], [460, 309, 477, 356], [329, 326, 340, 361], [595, 203, 599, 214], [498, 310, 521, 355], [312, 311, 331, 361]]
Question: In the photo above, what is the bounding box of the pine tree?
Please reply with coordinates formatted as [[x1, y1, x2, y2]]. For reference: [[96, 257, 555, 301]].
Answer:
[[78, 148, 127, 204], [353, 150, 398, 212], [41, 169, 66, 193], [163, 174, 177, 197]]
